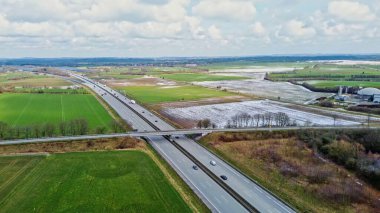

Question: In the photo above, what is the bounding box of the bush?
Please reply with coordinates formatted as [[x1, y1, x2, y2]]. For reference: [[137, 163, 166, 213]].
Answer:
[[316, 180, 366, 204], [305, 167, 332, 184], [116, 138, 138, 149], [279, 162, 299, 178], [323, 140, 361, 165], [320, 100, 334, 108]]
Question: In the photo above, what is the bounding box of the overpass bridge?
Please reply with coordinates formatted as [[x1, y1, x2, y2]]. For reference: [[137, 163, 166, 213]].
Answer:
[[0, 125, 374, 146]]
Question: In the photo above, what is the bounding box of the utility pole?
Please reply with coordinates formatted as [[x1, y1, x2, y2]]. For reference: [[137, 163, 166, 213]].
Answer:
[[367, 113, 371, 128], [333, 115, 337, 126]]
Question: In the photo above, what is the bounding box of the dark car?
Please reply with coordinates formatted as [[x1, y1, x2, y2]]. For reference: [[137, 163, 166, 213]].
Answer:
[[220, 175, 228, 180], [192, 165, 198, 170]]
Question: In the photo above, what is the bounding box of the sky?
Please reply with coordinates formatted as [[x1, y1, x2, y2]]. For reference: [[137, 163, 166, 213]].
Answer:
[[0, 0, 379, 58]]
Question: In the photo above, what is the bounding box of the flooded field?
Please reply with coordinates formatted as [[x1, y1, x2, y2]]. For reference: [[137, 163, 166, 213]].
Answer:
[[195, 80, 332, 104], [164, 100, 360, 128]]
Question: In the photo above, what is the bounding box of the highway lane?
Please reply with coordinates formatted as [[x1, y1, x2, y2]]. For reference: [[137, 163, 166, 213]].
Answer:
[[70, 73, 249, 212]]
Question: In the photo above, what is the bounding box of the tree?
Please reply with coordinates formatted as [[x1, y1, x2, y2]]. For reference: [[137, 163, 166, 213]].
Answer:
[[197, 120, 203, 129], [275, 112, 290, 127], [24, 126, 32, 138], [77, 119, 88, 135], [254, 114, 261, 127], [95, 126, 107, 134], [0, 121, 8, 139], [33, 125, 41, 138], [59, 122, 67, 135], [202, 119, 211, 128], [44, 123, 55, 137], [197, 119, 212, 128], [264, 112, 274, 126], [110, 120, 123, 133]]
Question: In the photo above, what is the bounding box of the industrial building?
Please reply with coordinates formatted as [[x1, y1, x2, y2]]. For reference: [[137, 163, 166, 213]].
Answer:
[[357, 88, 380, 102]]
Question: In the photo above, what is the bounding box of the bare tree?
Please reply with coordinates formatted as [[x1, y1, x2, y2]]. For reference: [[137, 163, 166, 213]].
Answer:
[[264, 112, 274, 126], [275, 112, 290, 127], [253, 114, 261, 127]]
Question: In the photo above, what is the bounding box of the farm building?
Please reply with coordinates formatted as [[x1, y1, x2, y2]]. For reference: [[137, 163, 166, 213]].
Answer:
[[357, 88, 380, 101]]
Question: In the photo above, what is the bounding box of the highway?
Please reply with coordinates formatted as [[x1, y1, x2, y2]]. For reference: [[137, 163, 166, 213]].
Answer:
[[71, 73, 250, 213], [70, 73, 299, 213]]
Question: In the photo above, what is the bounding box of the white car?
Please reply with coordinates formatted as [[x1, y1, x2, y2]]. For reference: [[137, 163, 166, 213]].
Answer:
[[210, 160, 216, 166]]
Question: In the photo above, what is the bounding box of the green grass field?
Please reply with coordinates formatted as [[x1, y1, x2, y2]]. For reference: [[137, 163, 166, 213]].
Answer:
[[0, 93, 113, 130], [88, 71, 143, 80], [307, 80, 380, 88], [0, 151, 191, 212], [0, 72, 71, 88], [120, 85, 233, 104], [157, 73, 247, 82], [0, 72, 41, 82], [198, 62, 308, 70], [269, 65, 380, 81]]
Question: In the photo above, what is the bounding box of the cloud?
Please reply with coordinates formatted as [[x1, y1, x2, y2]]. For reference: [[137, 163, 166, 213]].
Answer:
[[192, 0, 256, 21], [208, 25, 223, 40], [328, 1, 376, 22], [0, 0, 69, 22], [0, 0, 379, 57], [251, 22, 267, 37], [283, 19, 316, 39]]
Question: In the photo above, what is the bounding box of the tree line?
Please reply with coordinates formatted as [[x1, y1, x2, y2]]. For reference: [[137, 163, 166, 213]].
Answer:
[[225, 112, 295, 128], [197, 112, 296, 129], [0, 119, 124, 140]]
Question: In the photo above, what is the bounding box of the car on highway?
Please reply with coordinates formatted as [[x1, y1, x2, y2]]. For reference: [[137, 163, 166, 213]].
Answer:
[[192, 165, 198, 170], [220, 175, 228, 180], [210, 160, 216, 166], [130, 100, 136, 104]]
